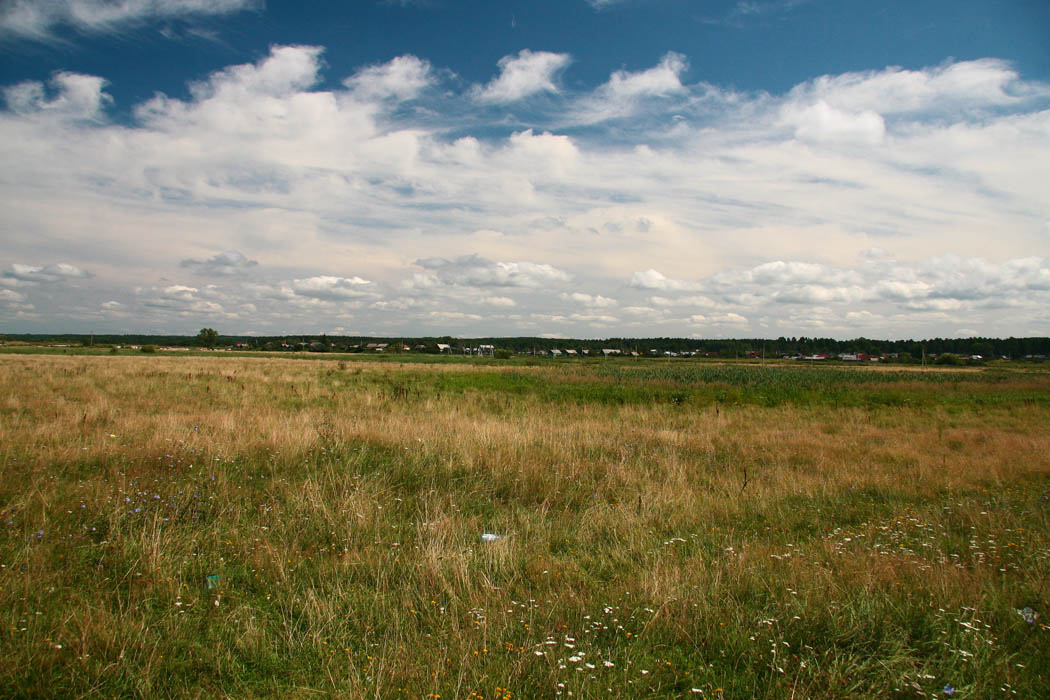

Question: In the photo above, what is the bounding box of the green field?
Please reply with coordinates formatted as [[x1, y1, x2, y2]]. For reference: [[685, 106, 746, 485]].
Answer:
[[1, 353, 1048, 698]]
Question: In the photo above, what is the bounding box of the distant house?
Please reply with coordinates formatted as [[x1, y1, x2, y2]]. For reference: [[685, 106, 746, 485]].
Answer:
[[550, 349, 562, 357], [602, 349, 622, 357], [436, 343, 452, 354], [840, 353, 879, 362], [565, 349, 578, 356], [365, 343, 388, 352]]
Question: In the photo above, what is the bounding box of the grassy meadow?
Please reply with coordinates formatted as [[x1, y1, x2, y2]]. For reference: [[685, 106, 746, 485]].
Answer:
[[1, 352, 1048, 698]]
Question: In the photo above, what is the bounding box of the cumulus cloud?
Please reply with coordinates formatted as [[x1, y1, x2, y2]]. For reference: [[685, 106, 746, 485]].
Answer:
[[561, 292, 617, 308], [4, 72, 111, 121], [135, 44, 329, 134], [0, 0, 258, 39], [781, 100, 885, 144], [690, 312, 748, 325], [1, 46, 1049, 336], [344, 55, 432, 101], [649, 295, 716, 308], [414, 254, 571, 288], [290, 276, 374, 300], [636, 255, 1050, 329], [474, 50, 572, 103], [3, 262, 92, 283], [629, 269, 704, 292], [180, 251, 258, 276], [134, 284, 233, 317], [574, 52, 687, 123], [787, 59, 1043, 117], [747, 261, 861, 286], [605, 52, 687, 99]]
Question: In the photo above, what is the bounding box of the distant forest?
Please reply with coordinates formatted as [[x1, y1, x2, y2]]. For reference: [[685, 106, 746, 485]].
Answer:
[[3, 333, 1050, 361]]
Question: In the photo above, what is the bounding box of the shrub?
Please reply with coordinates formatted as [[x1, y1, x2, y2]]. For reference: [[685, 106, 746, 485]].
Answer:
[[139, 345, 157, 354]]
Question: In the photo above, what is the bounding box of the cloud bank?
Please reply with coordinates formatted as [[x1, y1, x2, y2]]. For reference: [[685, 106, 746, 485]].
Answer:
[[1, 46, 1049, 337]]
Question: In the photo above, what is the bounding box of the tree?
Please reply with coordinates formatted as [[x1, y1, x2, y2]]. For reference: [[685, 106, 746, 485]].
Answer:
[[197, 328, 218, 349]]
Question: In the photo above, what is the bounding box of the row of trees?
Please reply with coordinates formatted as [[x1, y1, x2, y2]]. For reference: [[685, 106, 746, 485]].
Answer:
[[5, 331, 1050, 360]]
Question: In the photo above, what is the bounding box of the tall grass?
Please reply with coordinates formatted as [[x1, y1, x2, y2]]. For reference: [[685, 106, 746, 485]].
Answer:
[[1, 354, 1048, 698]]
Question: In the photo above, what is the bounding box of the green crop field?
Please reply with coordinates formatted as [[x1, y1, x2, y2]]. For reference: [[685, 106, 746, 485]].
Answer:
[[1, 352, 1048, 698]]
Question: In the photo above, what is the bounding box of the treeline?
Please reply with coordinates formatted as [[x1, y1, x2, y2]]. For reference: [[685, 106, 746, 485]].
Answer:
[[3, 333, 1050, 360]]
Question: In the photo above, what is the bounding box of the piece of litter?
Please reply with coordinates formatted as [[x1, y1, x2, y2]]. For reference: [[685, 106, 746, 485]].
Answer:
[[205, 574, 220, 589], [1020, 607, 1037, 623], [480, 533, 502, 543]]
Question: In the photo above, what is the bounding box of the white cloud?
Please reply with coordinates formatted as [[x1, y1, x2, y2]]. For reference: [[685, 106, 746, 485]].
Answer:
[[629, 269, 703, 292], [747, 261, 860, 286], [561, 292, 617, 308], [0, 0, 257, 39], [3, 262, 92, 283], [1, 47, 1049, 337], [344, 55, 432, 101], [180, 251, 258, 276], [569, 312, 618, 324], [4, 0, 255, 38], [649, 295, 716, 308], [4, 72, 111, 121], [575, 52, 687, 123], [787, 59, 1042, 117], [781, 100, 885, 144], [475, 50, 572, 103], [605, 52, 687, 99], [414, 254, 571, 288], [291, 276, 374, 300], [427, 310, 481, 322], [690, 312, 748, 325]]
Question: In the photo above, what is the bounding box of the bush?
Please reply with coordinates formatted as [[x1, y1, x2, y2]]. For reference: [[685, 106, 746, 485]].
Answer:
[[493, 349, 513, 360], [140, 345, 157, 354]]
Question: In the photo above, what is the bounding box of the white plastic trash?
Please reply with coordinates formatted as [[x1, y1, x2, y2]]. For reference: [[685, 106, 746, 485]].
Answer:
[[480, 533, 502, 543]]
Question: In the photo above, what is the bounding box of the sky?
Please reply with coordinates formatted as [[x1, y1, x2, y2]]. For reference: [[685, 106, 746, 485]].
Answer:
[[1, 0, 1049, 340]]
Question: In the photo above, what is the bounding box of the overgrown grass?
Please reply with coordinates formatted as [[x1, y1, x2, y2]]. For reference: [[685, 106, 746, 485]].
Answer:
[[1, 354, 1048, 698]]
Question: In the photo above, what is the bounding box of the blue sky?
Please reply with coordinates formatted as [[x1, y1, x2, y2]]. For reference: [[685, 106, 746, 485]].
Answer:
[[1, 0, 1049, 338]]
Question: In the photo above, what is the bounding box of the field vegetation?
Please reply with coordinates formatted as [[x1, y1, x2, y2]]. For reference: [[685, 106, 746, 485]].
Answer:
[[1, 353, 1048, 698]]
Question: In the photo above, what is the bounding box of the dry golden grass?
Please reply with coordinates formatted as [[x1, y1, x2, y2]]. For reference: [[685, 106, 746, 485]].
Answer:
[[1, 353, 1048, 698]]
